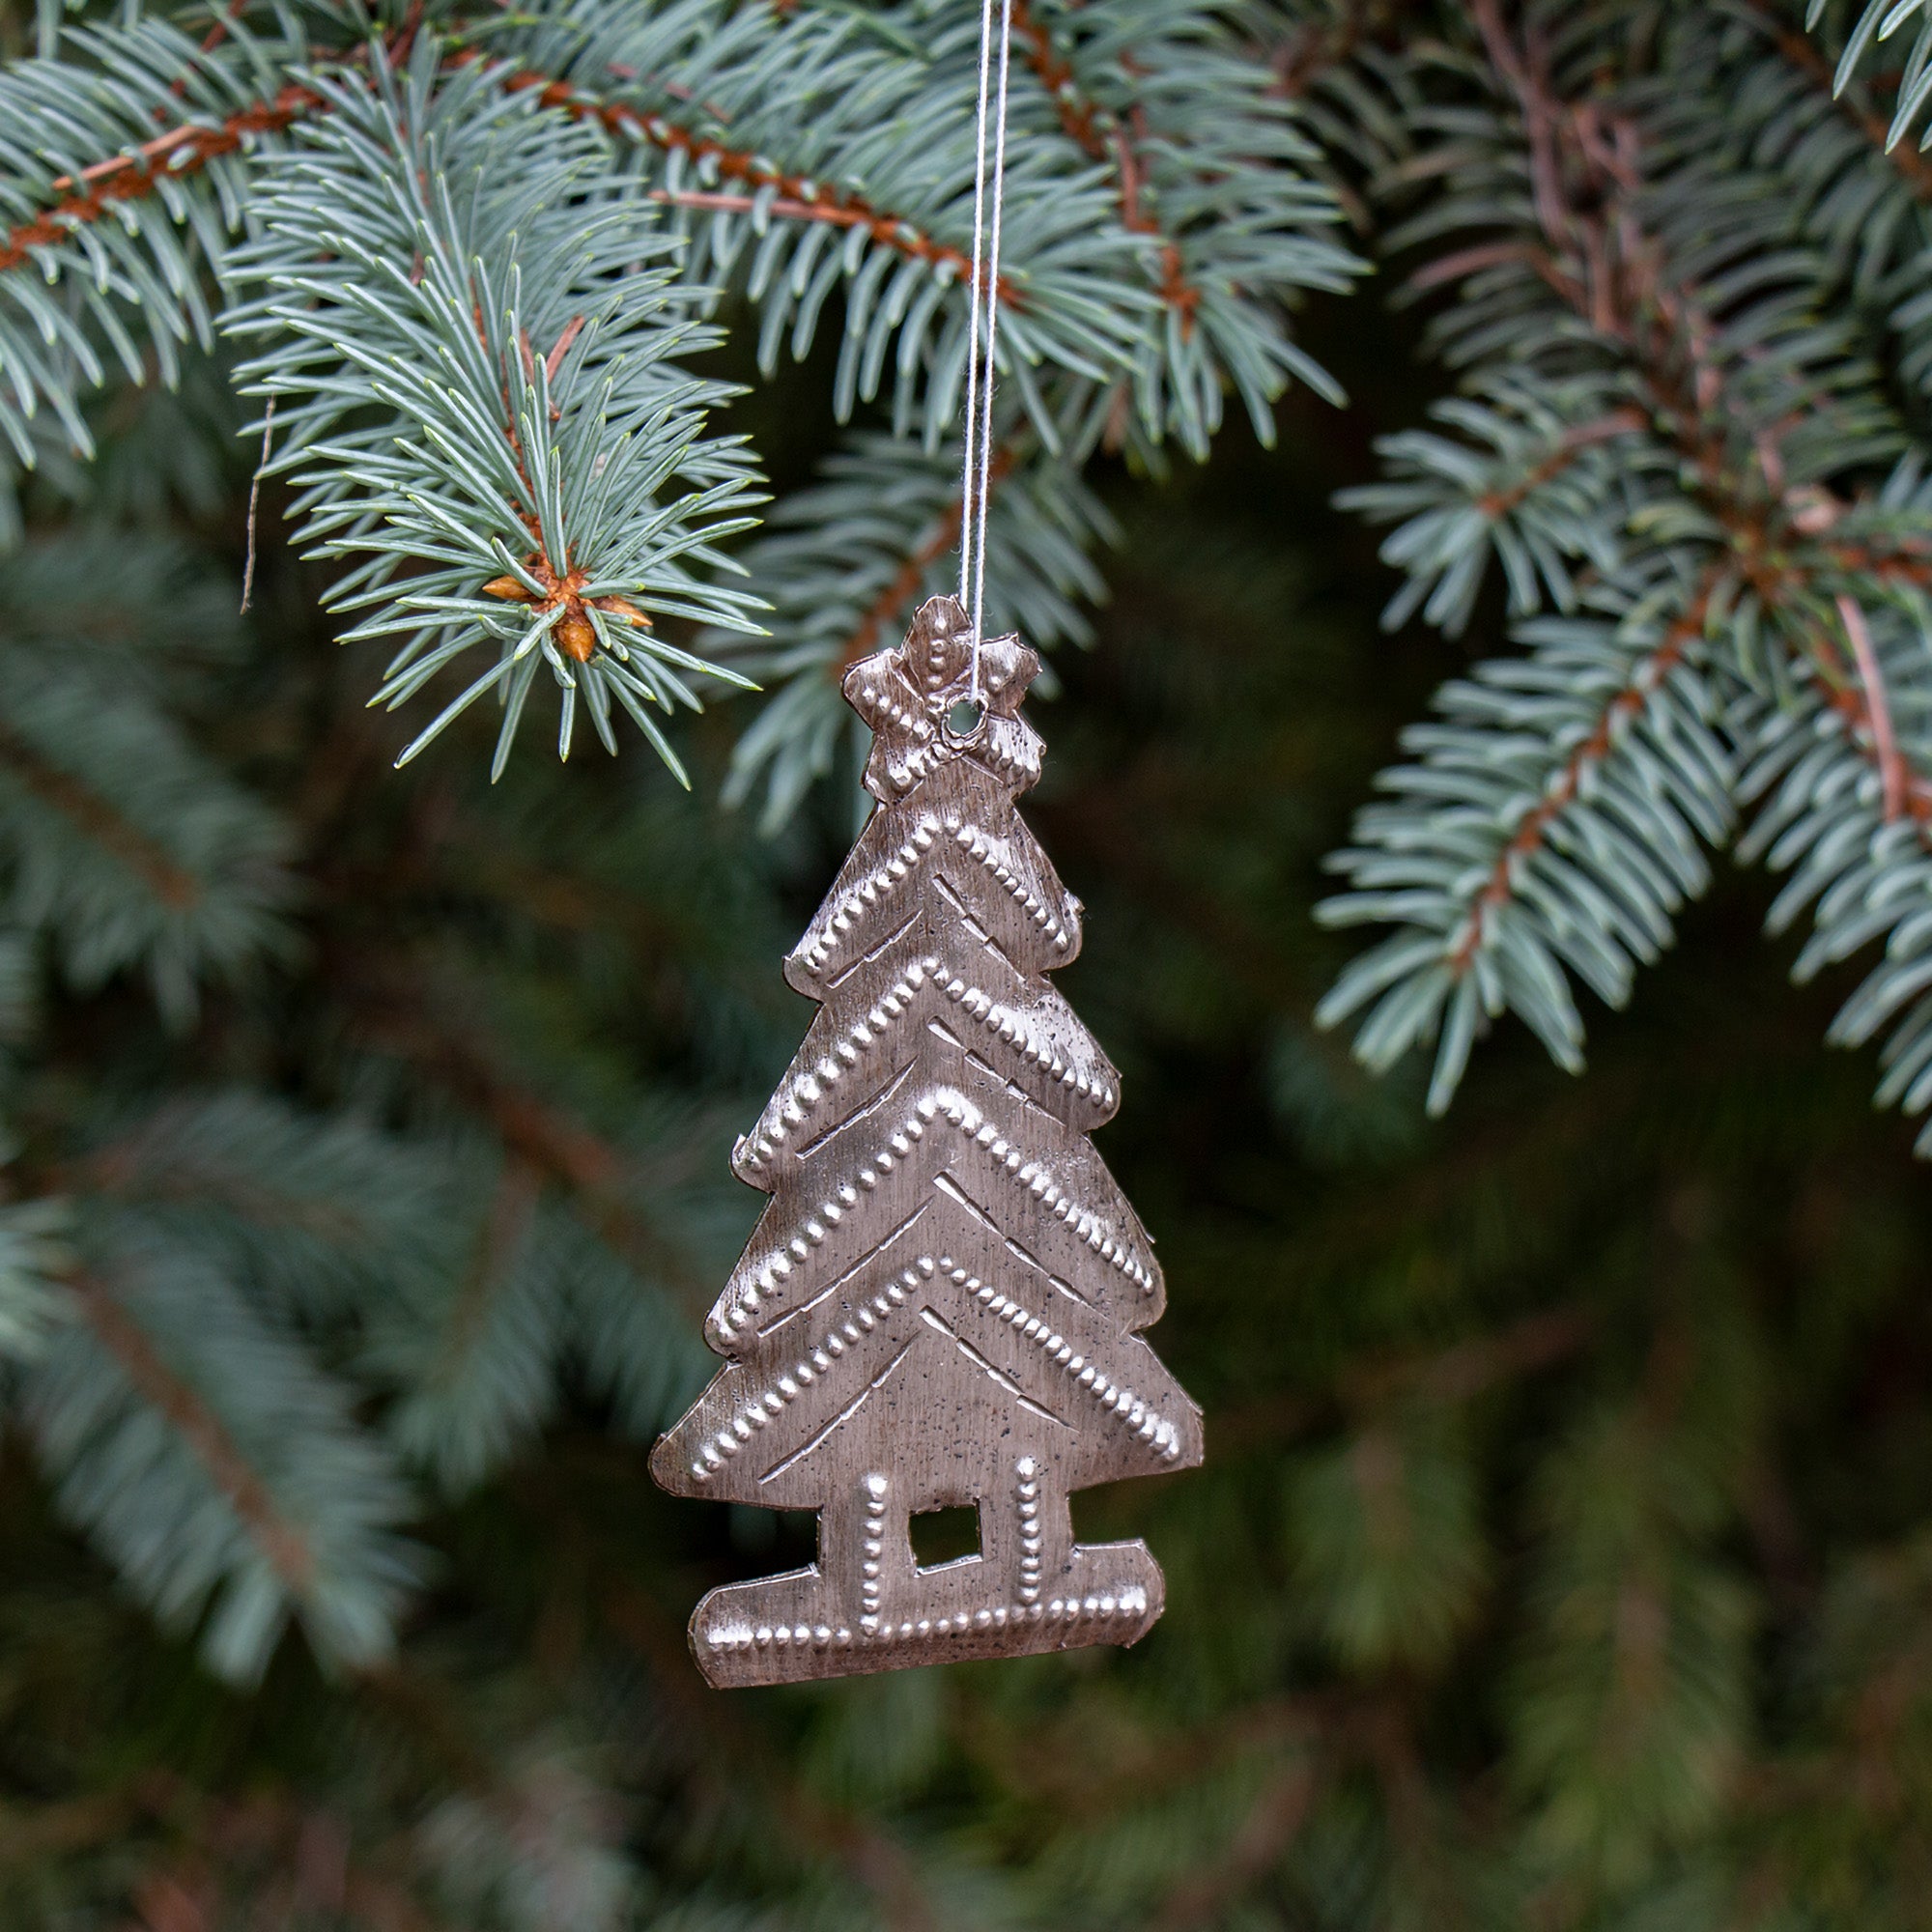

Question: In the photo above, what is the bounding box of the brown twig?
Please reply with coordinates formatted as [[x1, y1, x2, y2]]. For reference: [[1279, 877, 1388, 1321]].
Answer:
[[1214, 1303, 1597, 1451], [1151, 1759, 1318, 1931], [240, 394, 275, 615], [8, 41, 1012, 326], [1009, 0, 1106, 158], [641, 188, 1014, 305], [339, 964, 709, 1306], [1473, 407, 1646, 519], [4, 83, 326, 272], [438, 1160, 543, 1383], [1347, 1301, 1597, 1407], [1447, 2, 1932, 931], [484, 64, 1010, 306], [1005, 0, 1203, 330], [1271, 4, 1373, 99]]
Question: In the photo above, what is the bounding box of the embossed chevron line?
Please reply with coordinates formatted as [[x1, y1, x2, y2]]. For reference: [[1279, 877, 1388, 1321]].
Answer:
[[711, 1088, 1160, 1348], [787, 810, 947, 985], [786, 796, 1082, 992], [677, 1226, 1194, 1490], [733, 954, 1120, 1182], [941, 813, 1081, 957]]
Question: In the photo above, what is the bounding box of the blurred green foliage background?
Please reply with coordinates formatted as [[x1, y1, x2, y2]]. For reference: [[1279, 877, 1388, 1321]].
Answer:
[[4, 269, 1931, 1928]]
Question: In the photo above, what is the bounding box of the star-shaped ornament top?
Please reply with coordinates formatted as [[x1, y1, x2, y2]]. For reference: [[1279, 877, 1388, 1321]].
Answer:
[[841, 595, 1045, 804]]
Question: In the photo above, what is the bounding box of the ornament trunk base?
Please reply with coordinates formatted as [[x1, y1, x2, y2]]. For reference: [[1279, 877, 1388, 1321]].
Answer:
[[691, 1475, 1165, 1688]]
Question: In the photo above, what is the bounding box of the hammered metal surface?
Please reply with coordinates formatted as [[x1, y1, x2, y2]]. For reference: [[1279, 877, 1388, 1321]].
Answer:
[[651, 595, 1204, 1687]]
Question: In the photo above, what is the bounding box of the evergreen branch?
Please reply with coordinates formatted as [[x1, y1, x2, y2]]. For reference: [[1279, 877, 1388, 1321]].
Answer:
[[1509, 1357, 1755, 1875], [0, 716, 200, 911], [1757, 1, 1932, 204], [67, 1269, 317, 1597], [1271, 0, 1389, 101], [1835, 590, 1908, 819], [999, 8, 1362, 437], [0, 79, 319, 276], [1473, 408, 1648, 520], [373, 1153, 565, 1495], [0, 535, 293, 1019], [1006, 0, 1204, 330], [1327, 1, 1932, 1133], [1809, 0, 1932, 152], [1341, 382, 1646, 634], [485, 63, 1012, 306], [1150, 1760, 1318, 1932], [23, 1237, 421, 1681], [482, 0, 1351, 451], [0, 1199, 71, 1364], [188, 0, 254, 71], [224, 43, 766, 779], [65, 1091, 448, 1323], [837, 444, 1017, 672], [1318, 570, 1733, 1111], [474, 0, 1159, 443], [597, 1578, 944, 1927], [1442, 583, 1715, 977], [0, 0, 1357, 816], [1731, 597, 1932, 1151], [1715, 0, 1932, 407], [1011, 0, 1107, 158], [1010, 0, 1361, 444], [641, 184, 1008, 301], [1265, 0, 1425, 203], [0, 14, 355, 459], [1321, 0, 1929, 1111], [339, 951, 718, 1318], [1356, 0, 1930, 657]]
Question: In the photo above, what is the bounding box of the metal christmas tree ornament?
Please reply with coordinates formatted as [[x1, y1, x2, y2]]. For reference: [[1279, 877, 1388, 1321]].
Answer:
[[651, 596, 1203, 1686]]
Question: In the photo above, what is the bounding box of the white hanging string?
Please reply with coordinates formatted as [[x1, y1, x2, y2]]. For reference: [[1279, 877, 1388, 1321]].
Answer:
[[956, 0, 995, 615], [958, 0, 1014, 710]]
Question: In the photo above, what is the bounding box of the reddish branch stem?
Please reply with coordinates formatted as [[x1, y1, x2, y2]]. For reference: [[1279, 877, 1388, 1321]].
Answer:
[[5, 44, 1014, 309], [1746, 1, 1932, 206], [1474, 407, 1646, 519], [1272, 5, 1373, 99], [1, 82, 325, 272], [1151, 1761, 1318, 1931], [1836, 595, 1908, 822], [490, 64, 1011, 303], [1007, 0, 1200, 329], [341, 970, 705, 1300], [1448, 574, 1719, 975], [1009, 0, 1106, 158]]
